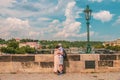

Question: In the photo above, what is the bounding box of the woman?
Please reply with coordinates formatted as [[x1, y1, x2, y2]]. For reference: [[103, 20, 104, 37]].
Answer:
[[53, 46, 63, 75]]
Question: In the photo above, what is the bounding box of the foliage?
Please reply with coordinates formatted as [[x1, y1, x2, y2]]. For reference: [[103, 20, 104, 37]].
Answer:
[[105, 45, 120, 51], [0, 39, 36, 54], [24, 46, 36, 54], [7, 41, 19, 49], [39, 40, 103, 49], [0, 38, 106, 54], [20, 39, 38, 42], [15, 47, 26, 54], [1, 47, 15, 54], [0, 38, 6, 44]]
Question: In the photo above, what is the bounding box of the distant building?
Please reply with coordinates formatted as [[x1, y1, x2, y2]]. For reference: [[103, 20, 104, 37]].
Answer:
[[0, 44, 7, 48], [69, 47, 80, 53], [103, 39, 120, 46], [19, 42, 41, 49], [15, 38, 20, 42]]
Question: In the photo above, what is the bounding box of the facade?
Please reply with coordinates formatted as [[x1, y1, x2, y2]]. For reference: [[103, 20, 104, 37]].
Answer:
[[69, 47, 80, 53], [19, 42, 41, 49], [14, 38, 41, 49], [15, 38, 20, 42], [103, 39, 120, 46], [0, 44, 7, 48]]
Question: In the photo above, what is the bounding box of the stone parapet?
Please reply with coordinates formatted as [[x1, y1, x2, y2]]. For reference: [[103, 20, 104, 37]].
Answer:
[[0, 54, 120, 73], [80, 54, 99, 61]]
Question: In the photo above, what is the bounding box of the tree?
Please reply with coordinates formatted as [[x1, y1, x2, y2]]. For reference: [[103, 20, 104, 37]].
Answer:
[[0, 47, 7, 53], [105, 45, 120, 51], [1, 47, 15, 54], [0, 38, 6, 44], [15, 47, 26, 54], [25, 45, 36, 54], [7, 41, 19, 49]]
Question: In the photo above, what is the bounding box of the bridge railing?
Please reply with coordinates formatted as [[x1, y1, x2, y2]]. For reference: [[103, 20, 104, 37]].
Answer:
[[36, 49, 73, 54]]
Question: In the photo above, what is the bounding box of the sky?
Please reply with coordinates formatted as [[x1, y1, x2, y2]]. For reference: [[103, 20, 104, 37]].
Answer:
[[0, 0, 120, 41]]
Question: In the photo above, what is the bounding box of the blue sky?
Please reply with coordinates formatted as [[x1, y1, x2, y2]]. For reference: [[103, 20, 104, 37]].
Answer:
[[0, 0, 120, 41]]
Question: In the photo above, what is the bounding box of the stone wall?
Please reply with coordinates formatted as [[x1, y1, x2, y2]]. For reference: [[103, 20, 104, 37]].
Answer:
[[0, 54, 120, 73]]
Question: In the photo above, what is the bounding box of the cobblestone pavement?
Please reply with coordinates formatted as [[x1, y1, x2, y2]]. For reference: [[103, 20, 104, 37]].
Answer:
[[0, 72, 120, 80]]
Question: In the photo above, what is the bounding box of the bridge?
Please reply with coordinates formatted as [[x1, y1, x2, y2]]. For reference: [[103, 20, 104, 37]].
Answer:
[[0, 53, 120, 73]]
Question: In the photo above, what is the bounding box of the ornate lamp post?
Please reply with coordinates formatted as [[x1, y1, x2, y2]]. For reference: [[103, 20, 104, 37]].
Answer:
[[84, 5, 92, 53]]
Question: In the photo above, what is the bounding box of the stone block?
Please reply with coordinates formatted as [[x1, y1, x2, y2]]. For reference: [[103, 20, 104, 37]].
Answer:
[[67, 54, 80, 61], [100, 55, 117, 60], [98, 60, 113, 67], [40, 62, 54, 68], [12, 55, 35, 62], [66, 61, 83, 73], [21, 62, 34, 68], [113, 60, 120, 67], [0, 55, 11, 62], [80, 54, 99, 61], [35, 54, 54, 62], [85, 60, 95, 69], [118, 55, 120, 60]]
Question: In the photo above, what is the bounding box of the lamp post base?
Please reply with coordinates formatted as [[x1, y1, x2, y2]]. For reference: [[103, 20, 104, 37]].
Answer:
[[86, 44, 91, 53]]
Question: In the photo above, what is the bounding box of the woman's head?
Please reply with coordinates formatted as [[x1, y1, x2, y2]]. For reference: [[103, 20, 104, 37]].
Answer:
[[55, 45, 60, 49], [58, 43, 62, 47]]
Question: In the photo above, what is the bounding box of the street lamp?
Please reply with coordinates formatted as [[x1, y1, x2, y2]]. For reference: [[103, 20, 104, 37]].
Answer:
[[84, 5, 92, 53]]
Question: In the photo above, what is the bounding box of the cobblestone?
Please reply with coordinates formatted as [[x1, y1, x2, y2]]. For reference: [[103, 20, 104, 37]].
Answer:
[[0, 72, 120, 80]]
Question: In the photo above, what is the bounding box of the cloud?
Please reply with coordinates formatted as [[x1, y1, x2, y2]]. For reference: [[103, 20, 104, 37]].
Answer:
[[55, 1, 81, 38], [54, 1, 94, 40], [0, 0, 74, 40], [0, 17, 41, 39], [47, 20, 62, 34], [88, 0, 103, 2], [0, 0, 94, 40], [38, 17, 52, 22], [6, 17, 30, 28], [113, 16, 120, 26], [0, 0, 56, 18], [0, 0, 16, 7], [91, 32, 116, 41], [93, 10, 113, 22], [1, 0, 69, 26]]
